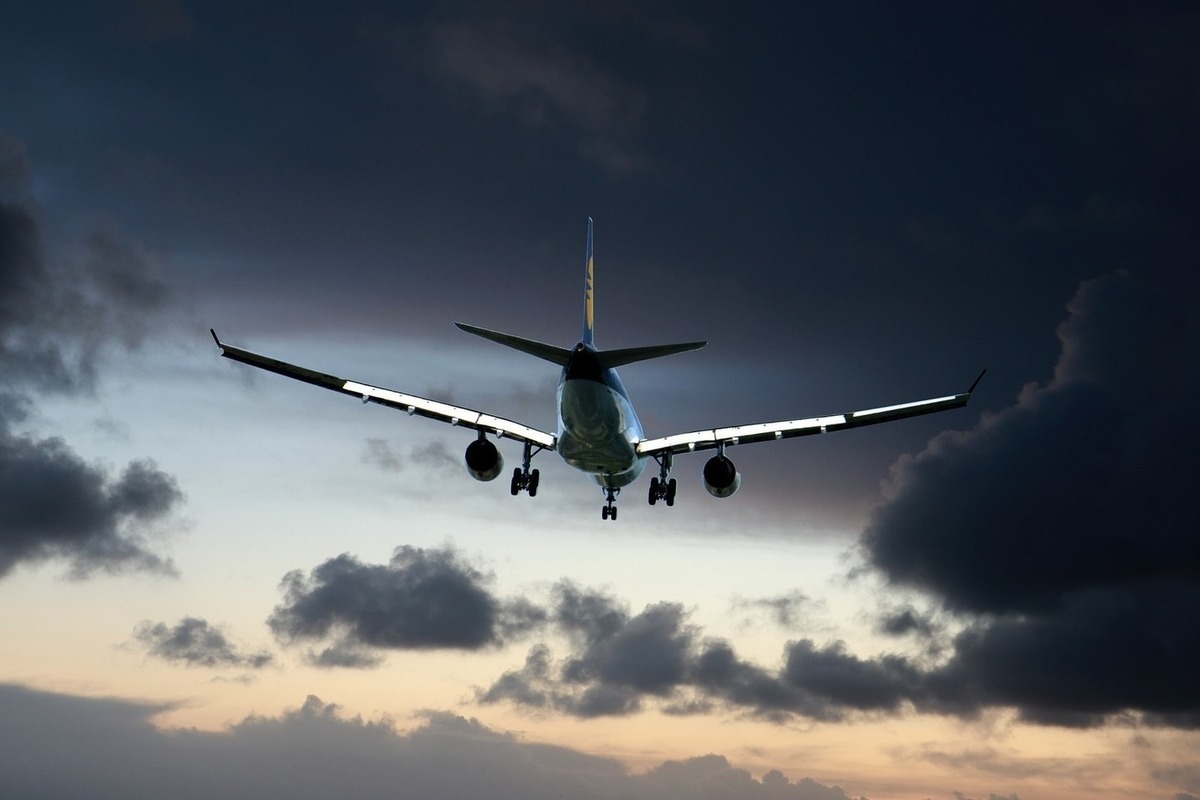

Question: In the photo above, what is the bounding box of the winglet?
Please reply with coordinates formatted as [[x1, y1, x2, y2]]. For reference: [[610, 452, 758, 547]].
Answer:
[[210, 328, 223, 349], [967, 368, 987, 394]]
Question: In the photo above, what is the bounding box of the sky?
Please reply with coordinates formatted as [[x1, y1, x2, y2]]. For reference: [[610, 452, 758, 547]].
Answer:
[[1, 1, 1198, 798]]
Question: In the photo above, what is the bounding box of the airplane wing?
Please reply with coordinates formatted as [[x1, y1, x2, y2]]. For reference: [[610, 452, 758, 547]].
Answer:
[[210, 330, 556, 450], [636, 370, 986, 458]]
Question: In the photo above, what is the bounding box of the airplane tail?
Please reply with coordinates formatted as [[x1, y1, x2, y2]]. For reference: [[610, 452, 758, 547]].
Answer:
[[583, 217, 595, 346], [455, 218, 706, 367]]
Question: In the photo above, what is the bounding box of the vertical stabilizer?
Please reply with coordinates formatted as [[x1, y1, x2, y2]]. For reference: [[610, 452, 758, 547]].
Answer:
[[582, 217, 595, 345]]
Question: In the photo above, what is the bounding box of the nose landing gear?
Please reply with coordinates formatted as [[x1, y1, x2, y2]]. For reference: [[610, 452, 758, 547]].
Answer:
[[601, 487, 620, 520]]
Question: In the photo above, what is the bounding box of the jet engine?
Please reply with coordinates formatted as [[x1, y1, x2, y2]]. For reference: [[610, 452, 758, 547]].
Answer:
[[702, 454, 741, 498], [464, 437, 503, 482]]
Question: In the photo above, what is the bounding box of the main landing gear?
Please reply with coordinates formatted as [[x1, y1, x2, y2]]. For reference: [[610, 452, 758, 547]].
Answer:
[[647, 453, 677, 507], [510, 441, 541, 497], [601, 487, 620, 520]]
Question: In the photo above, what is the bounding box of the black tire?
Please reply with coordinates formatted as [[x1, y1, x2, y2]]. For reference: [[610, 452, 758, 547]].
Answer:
[[528, 469, 540, 497], [666, 478, 677, 507], [611, 506, 618, 520], [510, 467, 522, 496], [602, 506, 610, 520], [648, 477, 659, 505]]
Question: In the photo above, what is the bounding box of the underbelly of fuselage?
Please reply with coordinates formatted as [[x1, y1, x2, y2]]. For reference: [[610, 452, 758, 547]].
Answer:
[[557, 378, 647, 488]]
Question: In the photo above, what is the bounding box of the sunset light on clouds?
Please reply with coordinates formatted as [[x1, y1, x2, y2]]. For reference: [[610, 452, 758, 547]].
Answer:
[[2, 3, 1198, 798]]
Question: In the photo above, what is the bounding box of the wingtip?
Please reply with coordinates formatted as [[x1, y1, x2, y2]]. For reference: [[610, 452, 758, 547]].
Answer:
[[968, 368, 987, 394], [210, 328, 222, 348]]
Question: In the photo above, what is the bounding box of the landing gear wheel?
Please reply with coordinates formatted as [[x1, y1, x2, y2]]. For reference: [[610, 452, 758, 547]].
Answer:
[[649, 453, 677, 509], [602, 487, 620, 521], [508, 440, 545, 499]]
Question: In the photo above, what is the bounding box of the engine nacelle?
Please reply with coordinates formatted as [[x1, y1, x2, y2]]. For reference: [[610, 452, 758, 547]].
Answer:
[[702, 454, 741, 498], [464, 438, 503, 482]]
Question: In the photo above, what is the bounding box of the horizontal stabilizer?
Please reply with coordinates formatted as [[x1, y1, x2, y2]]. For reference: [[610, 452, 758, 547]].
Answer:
[[454, 322, 573, 366], [596, 341, 707, 369]]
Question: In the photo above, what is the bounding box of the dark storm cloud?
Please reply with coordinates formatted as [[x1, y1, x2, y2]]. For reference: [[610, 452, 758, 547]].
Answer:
[[860, 272, 1200, 726], [0, 136, 170, 394], [783, 640, 919, 714], [876, 605, 942, 640], [864, 272, 1197, 613], [482, 309, 1200, 728], [401, 8, 652, 173], [483, 582, 700, 718], [482, 580, 922, 722], [0, 445, 181, 579], [133, 617, 273, 669], [267, 544, 546, 661], [476, 276, 1199, 733], [0, 135, 182, 580], [0, 683, 865, 800], [553, 582, 695, 695], [306, 639, 383, 669]]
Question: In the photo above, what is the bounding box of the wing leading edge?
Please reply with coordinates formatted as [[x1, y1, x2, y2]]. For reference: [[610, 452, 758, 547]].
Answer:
[[210, 329, 556, 449], [636, 369, 986, 458]]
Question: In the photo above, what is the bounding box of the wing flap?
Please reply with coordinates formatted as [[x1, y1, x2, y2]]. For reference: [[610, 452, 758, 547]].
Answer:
[[637, 375, 982, 458], [343, 381, 555, 447], [213, 330, 556, 450]]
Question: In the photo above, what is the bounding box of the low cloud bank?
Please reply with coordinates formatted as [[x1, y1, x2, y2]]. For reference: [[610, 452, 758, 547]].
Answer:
[[0, 683, 861, 800]]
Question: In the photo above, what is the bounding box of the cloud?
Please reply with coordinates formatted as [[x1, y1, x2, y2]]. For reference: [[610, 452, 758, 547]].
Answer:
[[859, 271, 1200, 727], [0, 445, 181, 580], [554, 582, 696, 695], [480, 272, 1200, 731], [732, 591, 816, 628], [395, 10, 651, 173], [361, 438, 460, 475], [0, 134, 182, 580], [409, 440, 460, 473], [639, 753, 861, 800], [362, 438, 404, 472], [267, 544, 546, 663], [132, 617, 273, 669], [482, 580, 921, 722], [0, 682, 862, 800], [483, 583, 694, 718], [875, 604, 942, 640], [0, 138, 170, 396]]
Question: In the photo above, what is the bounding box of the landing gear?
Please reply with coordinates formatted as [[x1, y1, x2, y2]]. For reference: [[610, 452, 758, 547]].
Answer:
[[510, 467, 540, 496], [601, 487, 620, 520], [510, 441, 542, 497], [648, 477, 677, 506], [647, 453, 677, 507]]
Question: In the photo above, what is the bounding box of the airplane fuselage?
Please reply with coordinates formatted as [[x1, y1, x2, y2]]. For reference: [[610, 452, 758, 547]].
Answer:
[[556, 342, 648, 489]]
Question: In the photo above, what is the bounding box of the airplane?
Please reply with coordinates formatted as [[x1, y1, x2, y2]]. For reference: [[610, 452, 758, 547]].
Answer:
[[212, 219, 984, 520]]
